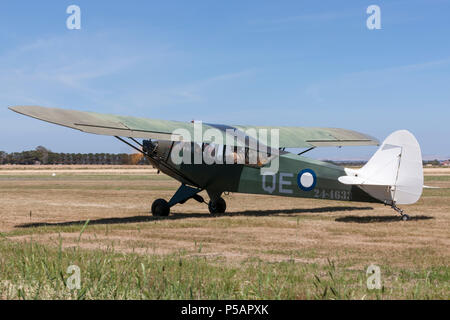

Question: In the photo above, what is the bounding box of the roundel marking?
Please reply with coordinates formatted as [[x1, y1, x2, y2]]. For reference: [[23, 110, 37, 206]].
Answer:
[[297, 169, 317, 192]]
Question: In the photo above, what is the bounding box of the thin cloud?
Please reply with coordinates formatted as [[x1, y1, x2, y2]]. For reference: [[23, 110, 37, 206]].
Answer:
[[0, 32, 169, 106], [116, 69, 257, 110]]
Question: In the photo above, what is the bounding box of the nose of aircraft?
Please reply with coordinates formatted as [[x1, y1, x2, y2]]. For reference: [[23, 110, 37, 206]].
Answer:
[[143, 139, 158, 155], [143, 139, 174, 161]]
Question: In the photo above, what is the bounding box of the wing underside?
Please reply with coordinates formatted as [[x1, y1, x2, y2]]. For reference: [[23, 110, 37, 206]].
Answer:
[[9, 105, 379, 149]]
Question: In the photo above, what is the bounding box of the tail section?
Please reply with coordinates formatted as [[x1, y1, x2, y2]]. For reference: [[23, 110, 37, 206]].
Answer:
[[339, 130, 423, 205]]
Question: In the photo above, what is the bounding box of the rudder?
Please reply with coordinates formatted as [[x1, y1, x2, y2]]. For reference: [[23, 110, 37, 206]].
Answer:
[[338, 130, 423, 205]]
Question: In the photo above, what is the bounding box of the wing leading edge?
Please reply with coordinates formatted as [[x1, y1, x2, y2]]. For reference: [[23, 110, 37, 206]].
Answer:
[[9, 105, 379, 149]]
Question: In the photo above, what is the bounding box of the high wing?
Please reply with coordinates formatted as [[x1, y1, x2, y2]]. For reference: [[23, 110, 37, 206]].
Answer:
[[9, 105, 379, 149]]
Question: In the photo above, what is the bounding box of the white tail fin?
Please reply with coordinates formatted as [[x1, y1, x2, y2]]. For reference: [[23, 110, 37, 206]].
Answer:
[[338, 130, 423, 205]]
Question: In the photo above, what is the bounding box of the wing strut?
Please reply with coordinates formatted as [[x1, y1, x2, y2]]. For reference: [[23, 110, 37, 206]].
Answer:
[[114, 136, 143, 154], [298, 147, 316, 156]]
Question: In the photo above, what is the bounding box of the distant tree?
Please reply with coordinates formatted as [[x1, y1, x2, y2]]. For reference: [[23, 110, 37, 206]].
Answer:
[[105, 153, 112, 165], [87, 153, 93, 164], [35, 146, 50, 164], [74, 153, 82, 164], [0, 151, 6, 164], [0, 148, 150, 165], [119, 153, 129, 165], [432, 159, 441, 166]]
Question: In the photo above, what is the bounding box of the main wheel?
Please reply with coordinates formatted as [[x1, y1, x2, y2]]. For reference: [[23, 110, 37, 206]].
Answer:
[[151, 199, 170, 216], [208, 197, 226, 214], [401, 214, 410, 221]]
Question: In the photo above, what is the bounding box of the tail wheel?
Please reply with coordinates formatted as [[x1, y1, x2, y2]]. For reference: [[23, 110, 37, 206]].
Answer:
[[208, 197, 226, 214], [151, 199, 170, 216]]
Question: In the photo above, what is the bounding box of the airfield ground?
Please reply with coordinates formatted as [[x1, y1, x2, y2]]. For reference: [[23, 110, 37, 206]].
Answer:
[[0, 165, 448, 299]]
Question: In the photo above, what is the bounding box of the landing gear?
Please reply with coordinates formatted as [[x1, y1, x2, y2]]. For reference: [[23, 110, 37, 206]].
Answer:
[[151, 184, 204, 216], [151, 199, 170, 216], [150, 184, 227, 216], [391, 203, 410, 221], [208, 197, 227, 214]]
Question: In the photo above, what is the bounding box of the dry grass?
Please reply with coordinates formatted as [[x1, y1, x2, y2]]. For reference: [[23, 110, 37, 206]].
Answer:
[[0, 166, 448, 299]]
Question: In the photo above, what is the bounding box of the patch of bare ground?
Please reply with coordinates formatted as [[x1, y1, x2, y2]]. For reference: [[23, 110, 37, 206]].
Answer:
[[1, 167, 449, 272], [424, 167, 450, 175]]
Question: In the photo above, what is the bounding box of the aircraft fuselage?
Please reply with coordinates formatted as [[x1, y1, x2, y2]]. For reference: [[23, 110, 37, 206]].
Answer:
[[148, 141, 380, 204]]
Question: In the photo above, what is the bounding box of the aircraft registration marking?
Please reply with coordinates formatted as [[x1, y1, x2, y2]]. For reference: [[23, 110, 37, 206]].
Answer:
[[313, 189, 351, 201], [261, 173, 351, 201]]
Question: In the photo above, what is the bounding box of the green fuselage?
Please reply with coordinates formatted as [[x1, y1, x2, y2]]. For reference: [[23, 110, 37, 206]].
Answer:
[[156, 148, 380, 204]]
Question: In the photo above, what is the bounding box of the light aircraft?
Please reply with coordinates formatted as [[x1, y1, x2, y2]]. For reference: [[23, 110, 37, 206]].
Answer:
[[9, 106, 424, 221]]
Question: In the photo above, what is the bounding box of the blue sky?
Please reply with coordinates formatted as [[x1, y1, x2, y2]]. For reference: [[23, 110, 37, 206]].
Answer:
[[1, 0, 449, 159]]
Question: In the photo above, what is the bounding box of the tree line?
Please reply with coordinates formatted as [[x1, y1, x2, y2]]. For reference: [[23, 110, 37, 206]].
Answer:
[[0, 146, 149, 165], [1, 146, 447, 167]]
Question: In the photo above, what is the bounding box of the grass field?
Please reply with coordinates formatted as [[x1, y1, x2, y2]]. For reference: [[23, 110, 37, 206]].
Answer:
[[0, 165, 448, 299]]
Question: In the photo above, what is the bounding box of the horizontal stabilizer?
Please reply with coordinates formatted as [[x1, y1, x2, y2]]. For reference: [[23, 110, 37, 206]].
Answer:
[[338, 175, 387, 186]]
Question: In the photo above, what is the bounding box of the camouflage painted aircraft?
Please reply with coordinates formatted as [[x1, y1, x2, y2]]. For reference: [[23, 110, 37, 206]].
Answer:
[[9, 106, 423, 220]]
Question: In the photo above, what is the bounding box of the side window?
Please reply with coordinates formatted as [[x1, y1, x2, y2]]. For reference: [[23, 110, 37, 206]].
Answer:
[[201, 144, 275, 167], [245, 147, 274, 167], [215, 144, 224, 164], [202, 143, 224, 164], [224, 145, 245, 164]]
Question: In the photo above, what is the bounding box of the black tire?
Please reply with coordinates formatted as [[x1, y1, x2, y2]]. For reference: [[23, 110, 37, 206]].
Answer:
[[401, 214, 410, 221], [208, 197, 226, 214], [151, 199, 170, 216]]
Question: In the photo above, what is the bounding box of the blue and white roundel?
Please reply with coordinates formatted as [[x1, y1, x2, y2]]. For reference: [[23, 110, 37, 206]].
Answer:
[[297, 169, 317, 192]]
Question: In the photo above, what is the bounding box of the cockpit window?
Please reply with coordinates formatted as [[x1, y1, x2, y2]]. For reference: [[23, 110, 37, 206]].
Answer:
[[224, 146, 245, 165], [203, 143, 223, 164], [171, 141, 276, 167], [223, 145, 276, 167]]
